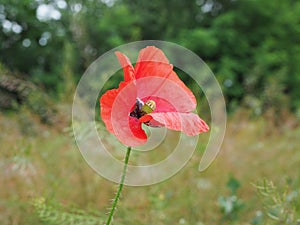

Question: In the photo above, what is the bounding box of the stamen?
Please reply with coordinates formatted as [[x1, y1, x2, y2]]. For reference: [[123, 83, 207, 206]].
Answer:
[[129, 99, 156, 119]]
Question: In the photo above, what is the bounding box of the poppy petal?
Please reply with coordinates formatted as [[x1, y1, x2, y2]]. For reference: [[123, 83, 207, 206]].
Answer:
[[109, 81, 147, 146], [140, 112, 209, 136], [129, 117, 148, 140], [134, 46, 196, 108], [136, 46, 169, 64], [100, 81, 128, 134], [134, 46, 175, 80], [141, 96, 177, 113], [136, 76, 196, 112], [115, 51, 135, 81]]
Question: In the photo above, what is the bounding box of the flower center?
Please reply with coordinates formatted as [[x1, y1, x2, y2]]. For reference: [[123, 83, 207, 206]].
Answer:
[[130, 98, 156, 119]]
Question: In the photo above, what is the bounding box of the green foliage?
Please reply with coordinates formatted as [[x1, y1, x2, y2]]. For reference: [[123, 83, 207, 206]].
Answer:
[[178, 28, 218, 58], [27, 87, 57, 123], [254, 180, 300, 225], [32, 197, 104, 225], [58, 41, 77, 102], [227, 176, 241, 195], [1, 0, 300, 112], [218, 176, 244, 220]]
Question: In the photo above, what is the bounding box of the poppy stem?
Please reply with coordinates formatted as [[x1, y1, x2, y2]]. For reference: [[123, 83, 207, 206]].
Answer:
[[105, 146, 131, 225]]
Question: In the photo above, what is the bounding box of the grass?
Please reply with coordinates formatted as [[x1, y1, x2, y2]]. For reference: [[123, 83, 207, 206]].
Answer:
[[0, 108, 300, 224]]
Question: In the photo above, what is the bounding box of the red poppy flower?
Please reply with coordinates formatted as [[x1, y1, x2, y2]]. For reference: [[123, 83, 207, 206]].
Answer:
[[100, 46, 209, 147]]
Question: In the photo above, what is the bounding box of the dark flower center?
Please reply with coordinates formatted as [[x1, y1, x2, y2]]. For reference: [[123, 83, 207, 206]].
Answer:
[[130, 98, 156, 119]]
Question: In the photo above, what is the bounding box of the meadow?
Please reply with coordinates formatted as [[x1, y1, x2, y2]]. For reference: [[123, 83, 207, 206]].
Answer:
[[1, 1, 300, 224], [1, 107, 299, 225]]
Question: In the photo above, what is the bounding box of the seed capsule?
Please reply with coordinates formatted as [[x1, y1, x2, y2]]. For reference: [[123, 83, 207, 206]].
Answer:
[[141, 100, 156, 114]]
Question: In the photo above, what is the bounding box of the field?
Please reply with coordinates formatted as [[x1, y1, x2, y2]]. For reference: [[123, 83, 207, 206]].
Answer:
[[1, 108, 300, 225], [1, 0, 300, 224]]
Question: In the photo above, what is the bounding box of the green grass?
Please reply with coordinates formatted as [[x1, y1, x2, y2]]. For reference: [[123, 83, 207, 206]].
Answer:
[[0, 109, 300, 225]]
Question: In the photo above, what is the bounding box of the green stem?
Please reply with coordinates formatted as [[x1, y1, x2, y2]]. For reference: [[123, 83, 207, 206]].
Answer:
[[105, 146, 131, 225]]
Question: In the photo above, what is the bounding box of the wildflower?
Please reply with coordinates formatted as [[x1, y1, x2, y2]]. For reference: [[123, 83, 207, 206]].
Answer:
[[100, 46, 209, 146]]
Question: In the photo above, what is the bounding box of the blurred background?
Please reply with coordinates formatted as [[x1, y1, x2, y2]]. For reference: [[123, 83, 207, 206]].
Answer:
[[1, 0, 300, 224]]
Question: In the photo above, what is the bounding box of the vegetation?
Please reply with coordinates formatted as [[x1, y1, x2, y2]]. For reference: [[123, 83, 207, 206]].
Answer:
[[1, 0, 300, 224], [1, 0, 300, 113], [1, 110, 300, 224]]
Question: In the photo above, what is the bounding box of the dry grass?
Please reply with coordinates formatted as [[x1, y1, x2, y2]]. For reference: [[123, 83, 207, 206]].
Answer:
[[0, 109, 300, 225]]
